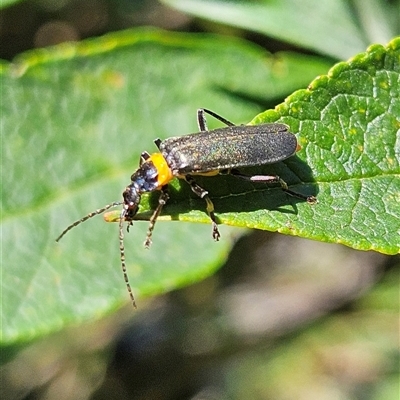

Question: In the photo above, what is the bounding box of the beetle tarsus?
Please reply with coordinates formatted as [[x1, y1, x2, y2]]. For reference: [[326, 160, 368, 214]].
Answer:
[[212, 224, 221, 241]]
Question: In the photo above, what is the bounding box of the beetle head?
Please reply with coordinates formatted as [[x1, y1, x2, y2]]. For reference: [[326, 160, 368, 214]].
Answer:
[[122, 184, 141, 221]]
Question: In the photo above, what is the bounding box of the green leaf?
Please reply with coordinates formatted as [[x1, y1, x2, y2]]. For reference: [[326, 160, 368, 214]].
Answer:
[[1, 28, 331, 344], [187, 37, 399, 256], [162, 0, 370, 59]]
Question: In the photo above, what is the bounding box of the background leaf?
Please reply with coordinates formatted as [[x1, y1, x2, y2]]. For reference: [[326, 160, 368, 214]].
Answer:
[[1, 29, 332, 344], [352, 0, 400, 44], [162, 0, 373, 59]]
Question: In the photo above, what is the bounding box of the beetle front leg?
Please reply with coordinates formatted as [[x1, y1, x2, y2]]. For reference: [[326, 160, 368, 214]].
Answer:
[[184, 175, 220, 241], [144, 186, 169, 248]]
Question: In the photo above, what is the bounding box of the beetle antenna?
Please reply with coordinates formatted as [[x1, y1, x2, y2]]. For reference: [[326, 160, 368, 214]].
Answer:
[[119, 207, 137, 308], [55, 201, 122, 242]]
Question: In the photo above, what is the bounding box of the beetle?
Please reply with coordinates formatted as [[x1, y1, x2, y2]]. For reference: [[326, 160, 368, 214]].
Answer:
[[56, 109, 316, 307]]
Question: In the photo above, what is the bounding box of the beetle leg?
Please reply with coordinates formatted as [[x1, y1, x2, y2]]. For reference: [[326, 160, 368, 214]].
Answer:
[[140, 151, 151, 166], [144, 186, 169, 248], [154, 138, 162, 150], [184, 175, 220, 241], [229, 169, 316, 203], [197, 109, 208, 131], [197, 108, 235, 131]]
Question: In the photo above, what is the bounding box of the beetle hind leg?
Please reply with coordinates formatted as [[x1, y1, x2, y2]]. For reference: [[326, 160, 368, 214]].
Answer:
[[230, 169, 316, 203], [197, 108, 235, 131]]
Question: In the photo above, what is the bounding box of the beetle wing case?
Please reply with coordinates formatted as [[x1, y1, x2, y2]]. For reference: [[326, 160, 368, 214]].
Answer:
[[159, 124, 297, 175]]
